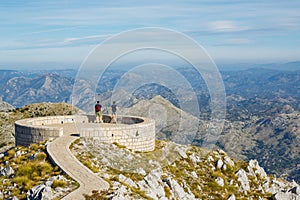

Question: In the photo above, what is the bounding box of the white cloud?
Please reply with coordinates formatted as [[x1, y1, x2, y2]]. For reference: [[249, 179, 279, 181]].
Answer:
[[208, 20, 249, 33], [63, 34, 112, 43]]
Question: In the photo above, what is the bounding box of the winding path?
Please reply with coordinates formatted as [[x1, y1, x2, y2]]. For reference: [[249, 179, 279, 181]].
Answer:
[[47, 124, 109, 200]]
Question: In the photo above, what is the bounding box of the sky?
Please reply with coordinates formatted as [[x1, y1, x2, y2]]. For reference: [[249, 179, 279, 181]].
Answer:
[[1, 0, 300, 70]]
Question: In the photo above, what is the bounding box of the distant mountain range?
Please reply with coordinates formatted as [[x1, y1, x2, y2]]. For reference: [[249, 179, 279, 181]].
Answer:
[[0, 67, 300, 183]]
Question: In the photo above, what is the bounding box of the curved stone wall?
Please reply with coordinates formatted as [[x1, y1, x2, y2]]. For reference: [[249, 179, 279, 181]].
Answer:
[[15, 115, 87, 147], [81, 115, 155, 152], [15, 115, 155, 152]]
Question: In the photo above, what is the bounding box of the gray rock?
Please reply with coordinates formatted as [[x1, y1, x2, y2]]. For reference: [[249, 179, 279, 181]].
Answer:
[[27, 184, 53, 200], [138, 169, 165, 199], [235, 169, 250, 192], [216, 159, 224, 169], [217, 149, 227, 155], [118, 174, 137, 188], [290, 186, 300, 195], [191, 171, 198, 179], [0, 165, 15, 177], [159, 197, 169, 200], [111, 185, 129, 200], [248, 160, 267, 179], [224, 156, 235, 167], [215, 177, 224, 187], [134, 167, 146, 176], [189, 153, 201, 164], [272, 191, 300, 200], [176, 147, 188, 159], [228, 194, 236, 200], [207, 155, 214, 162], [170, 179, 195, 200]]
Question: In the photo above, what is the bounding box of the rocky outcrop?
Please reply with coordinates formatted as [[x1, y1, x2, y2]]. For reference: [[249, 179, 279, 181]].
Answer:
[[27, 184, 53, 200], [73, 139, 300, 200], [0, 100, 14, 112], [0, 165, 15, 177]]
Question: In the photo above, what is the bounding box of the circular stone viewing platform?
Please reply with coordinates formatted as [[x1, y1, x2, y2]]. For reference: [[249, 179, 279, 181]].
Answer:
[[15, 115, 156, 152]]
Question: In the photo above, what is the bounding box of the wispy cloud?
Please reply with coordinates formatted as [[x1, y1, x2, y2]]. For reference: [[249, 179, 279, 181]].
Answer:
[[208, 21, 250, 33], [1, 0, 300, 67], [63, 34, 112, 44], [213, 38, 253, 46]]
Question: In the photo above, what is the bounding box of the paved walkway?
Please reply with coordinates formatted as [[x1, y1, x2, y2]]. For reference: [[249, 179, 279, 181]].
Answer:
[[47, 124, 109, 200]]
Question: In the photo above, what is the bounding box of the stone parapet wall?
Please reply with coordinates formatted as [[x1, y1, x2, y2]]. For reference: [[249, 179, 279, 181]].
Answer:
[[15, 115, 156, 152], [15, 115, 88, 146], [80, 116, 155, 152]]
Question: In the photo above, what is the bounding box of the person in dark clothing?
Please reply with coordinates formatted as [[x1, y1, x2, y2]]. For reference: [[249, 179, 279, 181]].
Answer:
[[95, 100, 102, 123]]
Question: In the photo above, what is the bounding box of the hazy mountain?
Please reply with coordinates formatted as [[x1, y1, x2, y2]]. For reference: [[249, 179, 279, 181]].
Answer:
[[1, 67, 300, 183], [1, 73, 74, 107], [0, 99, 14, 112], [120, 95, 201, 144]]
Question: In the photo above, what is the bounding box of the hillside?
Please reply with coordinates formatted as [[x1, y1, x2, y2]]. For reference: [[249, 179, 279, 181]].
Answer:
[[118, 95, 300, 183], [0, 142, 77, 199], [0, 102, 78, 152], [0, 99, 14, 112], [0, 102, 299, 199], [120, 95, 200, 144], [71, 138, 300, 200], [1, 136, 299, 200]]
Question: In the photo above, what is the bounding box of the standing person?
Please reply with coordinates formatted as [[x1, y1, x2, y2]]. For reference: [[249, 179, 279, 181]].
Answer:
[[111, 101, 117, 124], [95, 101, 102, 123]]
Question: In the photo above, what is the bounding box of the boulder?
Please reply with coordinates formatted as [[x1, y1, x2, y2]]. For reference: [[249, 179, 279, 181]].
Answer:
[[215, 177, 224, 187], [216, 159, 224, 169], [224, 156, 235, 167], [228, 194, 236, 200], [138, 169, 165, 199], [271, 191, 300, 200], [27, 184, 53, 200], [290, 186, 300, 195], [207, 155, 214, 162], [191, 171, 198, 179], [248, 160, 267, 179], [0, 165, 15, 177], [189, 153, 202, 164], [170, 179, 195, 200], [176, 147, 188, 159], [235, 169, 250, 192], [111, 185, 129, 200], [118, 174, 137, 188], [134, 167, 146, 176]]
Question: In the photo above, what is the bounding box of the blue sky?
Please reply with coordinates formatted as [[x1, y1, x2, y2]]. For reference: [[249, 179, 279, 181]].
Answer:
[[1, 0, 300, 69]]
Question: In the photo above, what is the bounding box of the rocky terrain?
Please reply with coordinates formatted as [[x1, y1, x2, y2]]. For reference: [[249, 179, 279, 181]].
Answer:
[[0, 142, 77, 200], [0, 67, 299, 184], [118, 95, 300, 183], [71, 138, 300, 200], [0, 100, 299, 199], [0, 99, 14, 112]]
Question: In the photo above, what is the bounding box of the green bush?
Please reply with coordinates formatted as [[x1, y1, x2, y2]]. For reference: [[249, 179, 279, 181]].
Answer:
[[36, 152, 47, 161], [7, 148, 16, 158], [30, 143, 39, 151], [17, 162, 36, 178], [14, 176, 29, 187], [52, 180, 67, 188]]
